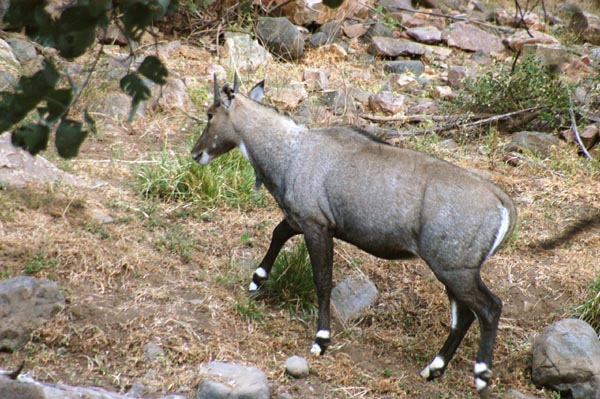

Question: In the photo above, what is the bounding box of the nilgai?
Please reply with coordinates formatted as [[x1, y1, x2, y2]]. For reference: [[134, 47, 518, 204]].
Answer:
[[191, 75, 517, 398]]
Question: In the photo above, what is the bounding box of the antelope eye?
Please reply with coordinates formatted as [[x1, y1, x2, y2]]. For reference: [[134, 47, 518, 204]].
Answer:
[[207, 112, 213, 121]]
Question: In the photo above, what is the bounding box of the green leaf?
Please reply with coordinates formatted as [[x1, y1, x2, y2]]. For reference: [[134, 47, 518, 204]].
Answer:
[[322, 0, 344, 8], [138, 56, 168, 85], [83, 109, 98, 135], [120, 73, 151, 102], [44, 89, 73, 122], [11, 124, 50, 156], [121, 2, 155, 41], [54, 6, 101, 59], [55, 119, 88, 158], [0, 59, 60, 132], [120, 73, 151, 122]]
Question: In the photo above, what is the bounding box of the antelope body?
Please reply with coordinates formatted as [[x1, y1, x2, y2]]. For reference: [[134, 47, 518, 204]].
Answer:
[[191, 76, 517, 398]]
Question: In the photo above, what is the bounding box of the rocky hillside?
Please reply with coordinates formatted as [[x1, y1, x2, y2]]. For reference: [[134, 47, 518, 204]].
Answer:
[[1, 0, 600, 398]]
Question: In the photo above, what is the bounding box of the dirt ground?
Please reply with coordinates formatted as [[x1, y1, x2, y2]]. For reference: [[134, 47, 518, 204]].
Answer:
[[1, 24, 600, 399]]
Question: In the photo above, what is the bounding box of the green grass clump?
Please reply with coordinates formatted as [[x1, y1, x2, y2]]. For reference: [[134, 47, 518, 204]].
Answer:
[[575, 274, 600, 332], [135, 149, 265, 210], [263, 240, 317, 318], [454, 55, 572, 131]]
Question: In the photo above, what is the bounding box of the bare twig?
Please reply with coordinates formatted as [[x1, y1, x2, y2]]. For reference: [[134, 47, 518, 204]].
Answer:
[[431, 106, 543, 134], [359, 113, 448, 123], [568, 92, 594, 160]]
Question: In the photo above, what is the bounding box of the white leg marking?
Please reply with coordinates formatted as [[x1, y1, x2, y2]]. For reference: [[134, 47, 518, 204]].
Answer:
[[255, 267, 267, 279], [249, 281, 258, 291], [239, 141, 250, 160], [475, 377, 488, 391], [487, 206, 510, 259], [420, 355, 445, 379], [474, 362, 488, 375], [316, 330, 330, 340], [451, 300, 458, 330], [310, 343, 322, 356]]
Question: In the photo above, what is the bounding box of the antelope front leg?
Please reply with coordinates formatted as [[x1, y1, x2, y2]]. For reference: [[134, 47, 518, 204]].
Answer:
[[249, 219, 299, 292], [302, 224, 334, 356]]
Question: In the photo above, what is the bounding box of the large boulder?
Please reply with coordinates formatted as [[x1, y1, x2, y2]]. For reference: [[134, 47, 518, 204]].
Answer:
[[0, 134, 88, 188], [0, 38, 20, 88], [256, 17, 305, 61], [222, 32, 272, 72], [197, 361, 269, 399], [331, 275, 378, 323], [531, 318, 600, 398], [0, 277, 65, 351], [0, 371, 179, 399], [443, 22, 505, 53]]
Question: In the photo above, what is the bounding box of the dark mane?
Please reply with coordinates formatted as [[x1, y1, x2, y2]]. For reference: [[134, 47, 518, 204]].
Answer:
[[349, 126, 390, 145]]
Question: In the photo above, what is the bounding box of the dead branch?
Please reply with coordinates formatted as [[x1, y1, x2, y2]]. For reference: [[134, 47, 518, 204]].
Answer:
[[568, 93, 594, 160], [430, 106, 543, 134], [358, 113, 448, 123]]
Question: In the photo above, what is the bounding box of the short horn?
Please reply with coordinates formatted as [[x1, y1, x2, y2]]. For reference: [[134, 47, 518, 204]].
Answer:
[[213, 73, 220, 105], [233, 72, 240, 93]]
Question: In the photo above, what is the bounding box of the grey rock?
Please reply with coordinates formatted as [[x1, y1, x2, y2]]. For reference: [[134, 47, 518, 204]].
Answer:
[[383, 60, 425, 76], [126, 381, 148, 397], [154, 77, 192, 111], [161, 395, 188, 399], [406, 26, 442, 44], [198, 361, 269, 399], [0, 38, 20, 90], [303, 68, 329, 91], [5, 37, 37, 64], [368, 91, 406, 115], [500, 389, 540, 399], [0, 370, 147, 399], [504, 131, 561, 159], [256, 17, 305, 60], [0, 135, 88, 188], [321, 89, 359, 115], [223, 32, 272, 72], [197, 380, 230, 399], [0, 0, 8, 26], [443, 22, 504, 53], [521, 43, 570, 69], [0, 277, 65, 351], [364, 21, 394, 41], [312, 20, 342, 46], [532, 318, 600, 399], [309, 32, 328, 47], [378, 0, 413, 12], [447, 65, 467, 88], [144, 341, 164, 363], [92, 92, 146, 121], [331, 275, 378, 323], [368, 37, 426, 58], [285, 355, 309, 378]]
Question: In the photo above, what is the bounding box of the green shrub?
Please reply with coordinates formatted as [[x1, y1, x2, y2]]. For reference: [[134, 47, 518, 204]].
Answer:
[[454, 55, 572, 131], [135, 149, 265, 210], [576, 274, 600, 332]]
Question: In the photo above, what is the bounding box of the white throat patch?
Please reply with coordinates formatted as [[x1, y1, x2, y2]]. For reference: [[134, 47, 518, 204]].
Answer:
[[239, 141, 250, 160]]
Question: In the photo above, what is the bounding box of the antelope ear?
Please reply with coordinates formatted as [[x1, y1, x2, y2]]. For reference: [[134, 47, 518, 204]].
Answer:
[[221, 84, 235, 108], [249, 79, 265, 102]]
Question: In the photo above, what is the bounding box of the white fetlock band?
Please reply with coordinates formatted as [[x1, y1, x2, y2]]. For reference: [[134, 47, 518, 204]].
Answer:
[[310, 343, 322, 356], [255, 267, 267, 278]]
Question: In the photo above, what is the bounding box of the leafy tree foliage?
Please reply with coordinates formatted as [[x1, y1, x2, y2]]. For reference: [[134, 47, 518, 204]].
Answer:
[[1, 0, 175, 158]]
